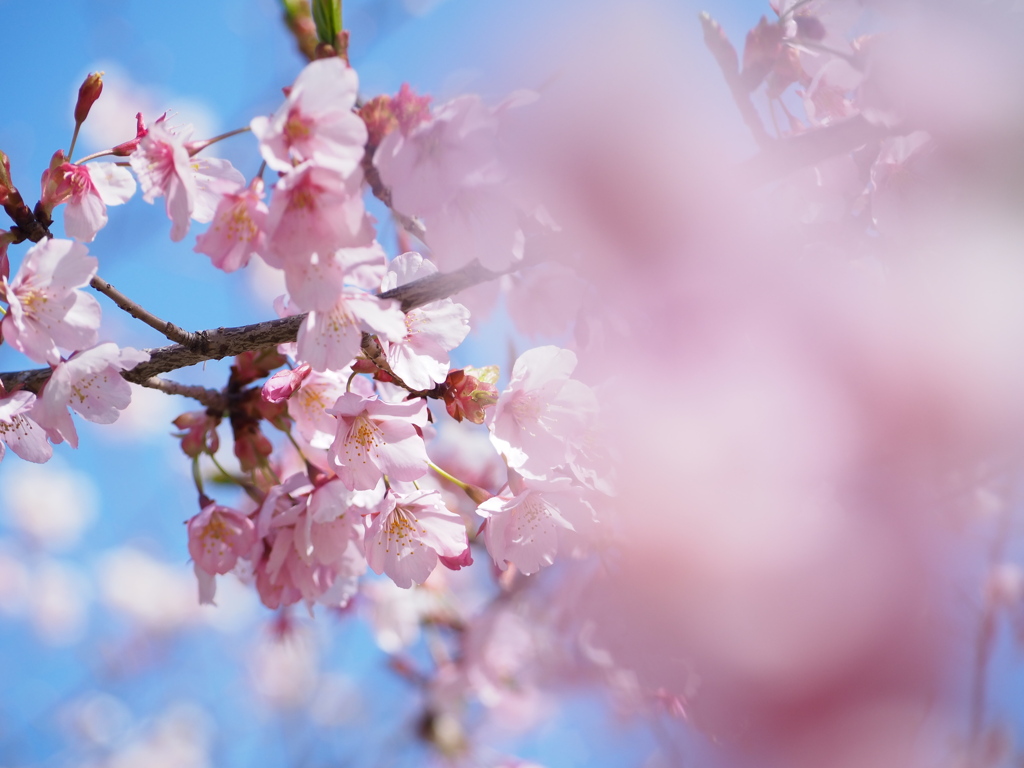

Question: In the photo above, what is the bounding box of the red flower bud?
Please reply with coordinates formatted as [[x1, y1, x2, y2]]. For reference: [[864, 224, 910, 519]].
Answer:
[[74, 72, 104, 125]]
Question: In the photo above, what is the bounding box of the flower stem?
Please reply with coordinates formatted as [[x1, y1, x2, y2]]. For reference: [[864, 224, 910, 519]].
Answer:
[[428, 461, 493, 505], [191, 456, 206, 497], [186, 126, 252, 156], [68, 124, 82, 163], [75, 149, 116, 164], [428, 461, 471, 491]]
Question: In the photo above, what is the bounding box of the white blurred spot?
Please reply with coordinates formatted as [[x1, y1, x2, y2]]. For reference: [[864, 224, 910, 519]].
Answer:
[[97, 547, 202, 632], [30, 559, 90, 646], [104, 702, 212, 768], [100, 385, 178, 443], [249, 625, 319, 709], [1, 460, 98, 551]]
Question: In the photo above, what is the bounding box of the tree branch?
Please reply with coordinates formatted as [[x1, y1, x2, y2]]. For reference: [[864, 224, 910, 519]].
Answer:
[[0, 259, 501, 394], [738, 114, 895, 185], [137, 376, 227, 410], [90, 275, 196, 346]]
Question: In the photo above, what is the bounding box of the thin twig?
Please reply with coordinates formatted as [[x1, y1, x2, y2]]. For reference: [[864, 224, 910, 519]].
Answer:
[[738, 114, 895, 185], [89, 275, 195, 346], [138, 376, 226, 410], [362, 152, 428, 241]]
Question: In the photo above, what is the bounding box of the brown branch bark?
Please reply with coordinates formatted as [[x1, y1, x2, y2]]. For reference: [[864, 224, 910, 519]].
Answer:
[[0, 259, 500, 395], [90, 275, 196, 346]]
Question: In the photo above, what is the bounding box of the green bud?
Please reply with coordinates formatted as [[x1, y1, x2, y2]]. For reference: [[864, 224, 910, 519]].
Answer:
[[311, 0, 342, 45]]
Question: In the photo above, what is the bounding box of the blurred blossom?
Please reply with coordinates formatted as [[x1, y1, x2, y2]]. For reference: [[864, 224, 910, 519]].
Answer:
[[0, 544, 30, 615], [308, 672, 363, 727], [2, 460, 98, 550], [249, 624, 319, 709], [97, 547, 203, 632], [30, 559, 90, 645], [100, 702, 212, 768], [100, 384, 178, 443], [59, 691, 133, 748]]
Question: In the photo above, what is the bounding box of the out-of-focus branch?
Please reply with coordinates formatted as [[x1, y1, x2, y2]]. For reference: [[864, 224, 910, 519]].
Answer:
[[137, 376, 227, 410], [363, 155, 427, 242], [0, 259, 501, 394], [738, 114, 894, 185]]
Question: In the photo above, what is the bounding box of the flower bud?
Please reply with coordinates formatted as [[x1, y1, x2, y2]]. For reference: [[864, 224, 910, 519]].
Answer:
[[261, 363, 312, 403], [74, 72, 104, 125], [0, 150, 14, 206]]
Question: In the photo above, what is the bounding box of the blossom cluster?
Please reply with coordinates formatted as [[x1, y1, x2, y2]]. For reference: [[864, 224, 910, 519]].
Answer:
[[70, 56, 611, 607]]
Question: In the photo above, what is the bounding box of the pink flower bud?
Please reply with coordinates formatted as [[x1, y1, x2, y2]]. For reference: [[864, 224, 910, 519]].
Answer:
[[74, 72, 104, 125], [261, 363, 312, 403], [173, 410, 221, 458]]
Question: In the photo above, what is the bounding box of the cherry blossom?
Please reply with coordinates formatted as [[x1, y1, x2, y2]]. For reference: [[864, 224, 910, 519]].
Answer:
[[264, 161, 373, 265], [250, 57, 366, 174], [129, 119, 196, 242], [478, 474, 595, 575], [0, 238, 100, 365], [327, 393, 430, 491], [33, 343, 149, 448], [47, 162, 136, 243], [0, 388, 51, 464], [188, 156, 246, 224], [254, 474, 368, 610], [296, 291, 406, 373], [375, 95, 500, 217], [488, 346, 597, 480], [193, 177, 267, 272], [187, 502, 257, 576], [365, 487, 468, 588], [379, 252, 471, 390], [287, 367, 368, 450]]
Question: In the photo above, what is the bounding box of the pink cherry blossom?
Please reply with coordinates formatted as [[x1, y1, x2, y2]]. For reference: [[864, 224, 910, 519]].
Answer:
[[187, 503, 257, 575], [284, 241, 387, 311], [264, 161, 373, 265], [424, 184, 524, 271], [365, 487, 468, 588], [478, 474, 595, 575], [296, 291, 406, 373], [0, 389, 51, 464], [505, 261, 586, 339], [380, 252, 471, 390], [33, 343, 149, 448], [327, 393, 430, 491], [489, 346, 597, 480], [188, 156, 246, 224], [254, 474, 368, 610], [0, 238, 100, 365], [287, 367, 368, 449], [129, 119, 196, 242], [194, 177, 269, 272], [375, 94, 500, 217], [250, 57, 366, 175], [57, 162, 136, 243]]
